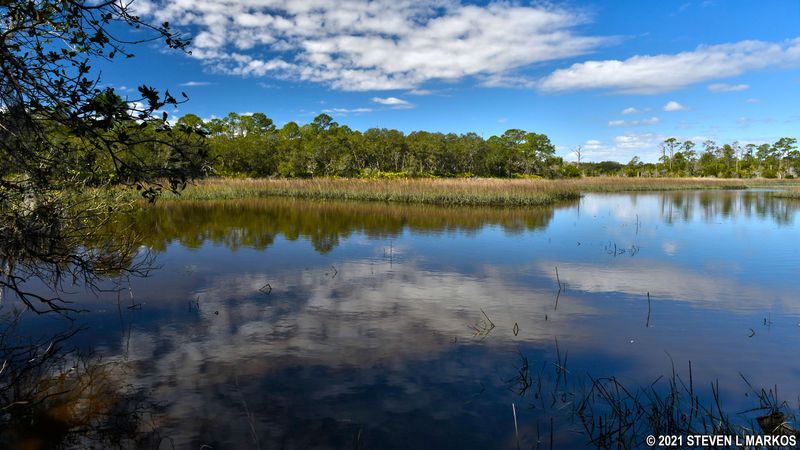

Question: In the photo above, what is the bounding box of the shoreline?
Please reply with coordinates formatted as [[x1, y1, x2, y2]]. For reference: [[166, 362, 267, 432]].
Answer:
[[123, 177, 800, 207]]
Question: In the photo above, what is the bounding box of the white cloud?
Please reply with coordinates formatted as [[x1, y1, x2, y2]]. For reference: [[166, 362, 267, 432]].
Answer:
[[584, 139, 603, 148], [621, 107, 639, 115], [479, 73, 538, 89], [707, 83, 749, 92], [539, 38, 800, 94], [141, 0, 604, 91], [663, 101, 687, 112], [571, 135, 662, 162], [608, 117, 660, 127], [576, 133, 712, 163], [321, 107, 373, 114], [371, 96, 413, 108], [614, 132, 663, 151], [745, 98, 760, 104], [179, 81, 213, 87]]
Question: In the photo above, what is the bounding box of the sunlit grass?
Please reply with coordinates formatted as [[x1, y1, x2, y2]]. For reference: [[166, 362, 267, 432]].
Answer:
[[146, 177, 582, 206], [126, 177, 800, 206]]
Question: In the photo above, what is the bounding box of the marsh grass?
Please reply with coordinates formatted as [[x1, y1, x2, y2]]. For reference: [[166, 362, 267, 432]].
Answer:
[[121, 177, 800, 207], [771, 187, 800, 199], [142, 177, 580, 206]]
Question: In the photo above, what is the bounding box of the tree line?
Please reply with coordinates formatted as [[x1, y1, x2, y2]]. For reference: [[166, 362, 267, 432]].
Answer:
[[177, 112, 798, 179], [177, 112, 569, 178], [624, 137, 799, 178]]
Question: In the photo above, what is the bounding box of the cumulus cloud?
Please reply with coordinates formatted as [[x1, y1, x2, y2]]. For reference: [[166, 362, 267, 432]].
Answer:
[[138, 0, 604, 91], [614, 132, 663, 151], [663, 101, 687, 111], [539, 38, 800, 94], [582, 132, 719, 162], [578, 133, 672, 162], [584, 139, 603, 147], [707, 83, 749, 92], [621, 107, 639, 115], [371, 96, 413, 108]]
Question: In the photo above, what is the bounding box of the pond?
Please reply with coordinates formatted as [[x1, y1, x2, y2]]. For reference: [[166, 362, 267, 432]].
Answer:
[[8, 191, 800, 448]]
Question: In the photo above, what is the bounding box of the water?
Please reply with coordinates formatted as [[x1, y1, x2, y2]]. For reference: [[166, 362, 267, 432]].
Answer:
[[8, 191, 800, 448]]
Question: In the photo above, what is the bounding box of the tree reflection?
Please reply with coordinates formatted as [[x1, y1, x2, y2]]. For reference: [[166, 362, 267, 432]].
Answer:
[[129, 197, 567, 253], [0, 312, 166, 450], [655, 191, 797, 225]]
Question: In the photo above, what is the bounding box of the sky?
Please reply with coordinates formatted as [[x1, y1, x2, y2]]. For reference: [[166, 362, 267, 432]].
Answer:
[[99, 0, 800, 162]]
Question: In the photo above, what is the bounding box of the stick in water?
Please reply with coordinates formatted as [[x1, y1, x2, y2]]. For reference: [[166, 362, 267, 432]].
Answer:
[[512, 403, 520, 450]]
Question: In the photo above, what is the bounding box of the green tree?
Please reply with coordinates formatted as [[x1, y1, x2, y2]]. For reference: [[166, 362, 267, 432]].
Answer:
[[660, 138, 679, 174], [520, 132, 557, 176], [1, 0, 208, 313], [772, 137, 797, 178], [625, 156, 642, 177], [681, 141, 697, 176]]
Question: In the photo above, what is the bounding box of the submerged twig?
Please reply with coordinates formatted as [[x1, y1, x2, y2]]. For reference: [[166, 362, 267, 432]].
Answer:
[[469, 309, 496, 338]]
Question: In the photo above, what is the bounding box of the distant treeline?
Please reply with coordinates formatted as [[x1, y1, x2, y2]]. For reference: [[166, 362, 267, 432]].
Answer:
[[175, 112, 798, 179], [179, 112, 570, 178]]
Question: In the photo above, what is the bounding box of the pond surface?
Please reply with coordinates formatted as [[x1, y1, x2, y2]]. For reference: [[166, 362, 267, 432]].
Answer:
[[15, 191, 800, 448]]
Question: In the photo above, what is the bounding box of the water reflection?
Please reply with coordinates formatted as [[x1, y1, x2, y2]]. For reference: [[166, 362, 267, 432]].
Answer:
[[4, 191, 800, 448], [654, 190, 796, 224], [537, 260, 799, 313], [129, 197, 569, 253], [0, 317, 167, 450]]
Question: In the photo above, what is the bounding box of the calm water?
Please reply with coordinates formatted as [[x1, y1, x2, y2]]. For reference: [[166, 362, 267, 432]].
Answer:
[[12, 191, 800, 448]]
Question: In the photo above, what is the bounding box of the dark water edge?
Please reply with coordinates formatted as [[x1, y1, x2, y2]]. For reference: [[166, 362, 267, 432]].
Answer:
[[3, 191, 800, 449]]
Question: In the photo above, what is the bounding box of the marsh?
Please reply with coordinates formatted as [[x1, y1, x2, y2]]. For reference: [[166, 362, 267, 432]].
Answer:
[[5, 190, 800, 448]]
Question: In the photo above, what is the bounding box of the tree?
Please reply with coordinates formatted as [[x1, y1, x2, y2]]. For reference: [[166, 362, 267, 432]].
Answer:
[[681, 141, 697, 176], [572, 145, 583, 165], [520, 132, 556, 176], [1, 1, 209, 313], [757, 143, 778, 177], [772, 137, 797, 178], [625, 156, 642, 177], [660, 138, 679, 174]]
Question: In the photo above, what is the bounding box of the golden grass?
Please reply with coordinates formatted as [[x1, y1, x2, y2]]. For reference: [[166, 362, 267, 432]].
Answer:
[[771, 187, 800, 199], [130, 177, 800, 206]]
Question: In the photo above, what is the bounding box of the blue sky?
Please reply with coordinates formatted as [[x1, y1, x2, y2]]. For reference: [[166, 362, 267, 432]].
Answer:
[[101, 0, 800, 162]]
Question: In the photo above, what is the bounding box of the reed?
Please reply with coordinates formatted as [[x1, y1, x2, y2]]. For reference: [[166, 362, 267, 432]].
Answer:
[[123, 176, 799, 206], [507, 348, 799, 449], [771, 187, 800, 199]]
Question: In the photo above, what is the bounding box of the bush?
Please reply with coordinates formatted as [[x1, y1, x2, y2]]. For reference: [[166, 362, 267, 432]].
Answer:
[[558, 164, 582, 178]]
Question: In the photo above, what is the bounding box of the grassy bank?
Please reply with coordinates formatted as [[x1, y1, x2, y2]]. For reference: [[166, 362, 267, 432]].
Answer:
[[130, 177, 799, 206], [143, 178, 581, 206], [771, 187, 800, 199]]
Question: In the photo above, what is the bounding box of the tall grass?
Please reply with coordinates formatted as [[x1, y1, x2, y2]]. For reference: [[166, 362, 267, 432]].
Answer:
[[141, 178, 582, 206], [771, 187, 800, 199], [125, 177, 797, 206]]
